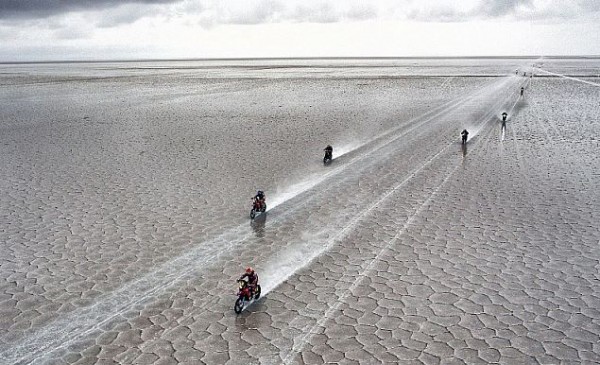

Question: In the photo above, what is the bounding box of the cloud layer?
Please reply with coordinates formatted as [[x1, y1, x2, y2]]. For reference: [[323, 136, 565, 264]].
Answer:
[[0, 0, 598, 61], [2, 0, 599, 25]]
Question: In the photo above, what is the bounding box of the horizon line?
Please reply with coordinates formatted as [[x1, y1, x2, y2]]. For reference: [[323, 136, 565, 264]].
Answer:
[[2, 55, 600, 65]]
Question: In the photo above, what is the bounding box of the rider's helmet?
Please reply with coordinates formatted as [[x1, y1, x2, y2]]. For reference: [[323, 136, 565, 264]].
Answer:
[[246, 267, 254, 274]]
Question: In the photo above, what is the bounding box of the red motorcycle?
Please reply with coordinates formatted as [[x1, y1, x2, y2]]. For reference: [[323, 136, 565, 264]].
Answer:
[[250, 198, 267, 219], [234, 279, 261, 314]]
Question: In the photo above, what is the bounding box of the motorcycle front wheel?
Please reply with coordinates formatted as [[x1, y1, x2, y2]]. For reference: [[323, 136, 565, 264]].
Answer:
[[261, 204, 267, 213], [250, 209, 256, 219], [234, 297, 245, 314], [254, 284, 262, 300]]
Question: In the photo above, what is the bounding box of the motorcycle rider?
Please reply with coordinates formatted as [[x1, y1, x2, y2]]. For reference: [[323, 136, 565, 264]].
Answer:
[[520, 87, 524, 96], [239, 267, 259, 296], [461, 129, 469, 144], [254, 190, 266, 209], [502, 112, 508, 123], [324, 145, 333, 158]]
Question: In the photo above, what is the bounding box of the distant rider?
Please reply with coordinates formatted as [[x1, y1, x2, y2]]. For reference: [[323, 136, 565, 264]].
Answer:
[[324, 145, 333, 157], [254, 190, 266, 209], [502, 112, 508, 123], [461, 129, 469, 144], [520, 87, 524, 96], [239, 267, 259, 296]]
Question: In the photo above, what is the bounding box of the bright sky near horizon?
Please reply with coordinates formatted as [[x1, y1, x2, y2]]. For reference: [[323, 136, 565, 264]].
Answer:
[[0, 0, 599, 61]]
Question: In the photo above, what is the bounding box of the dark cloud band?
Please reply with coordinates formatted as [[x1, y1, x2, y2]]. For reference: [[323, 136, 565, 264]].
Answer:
[[0, 0, 182, 19]]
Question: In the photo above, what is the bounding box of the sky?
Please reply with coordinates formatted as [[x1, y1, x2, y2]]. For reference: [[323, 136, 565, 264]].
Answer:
[[0, 0, 599, 61]]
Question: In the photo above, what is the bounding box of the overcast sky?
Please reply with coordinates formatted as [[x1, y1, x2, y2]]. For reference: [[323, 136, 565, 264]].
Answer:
[[0, 0, 599, 61]]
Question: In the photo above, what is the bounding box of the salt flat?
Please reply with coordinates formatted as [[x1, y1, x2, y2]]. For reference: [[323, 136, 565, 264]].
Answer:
[[1, 58, 599, 364]]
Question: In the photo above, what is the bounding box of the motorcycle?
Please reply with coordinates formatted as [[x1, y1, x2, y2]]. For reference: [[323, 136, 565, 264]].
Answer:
[[323, 146, 333, 165], [323, 150, 332, 165], [461, 131, 469, 145], [250, 198, 267, 219], [234, 279, 261, 314]]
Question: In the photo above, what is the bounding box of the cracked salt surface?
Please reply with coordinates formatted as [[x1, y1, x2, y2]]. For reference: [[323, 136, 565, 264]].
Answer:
[[1, 58, 599, 364]]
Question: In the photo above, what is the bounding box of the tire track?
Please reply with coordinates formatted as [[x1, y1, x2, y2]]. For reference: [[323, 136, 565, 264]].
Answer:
[[534, 67, 600, 87]]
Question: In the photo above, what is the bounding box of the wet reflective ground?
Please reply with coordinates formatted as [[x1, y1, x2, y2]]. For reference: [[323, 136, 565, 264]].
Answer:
[[1, 59, 599, 364]]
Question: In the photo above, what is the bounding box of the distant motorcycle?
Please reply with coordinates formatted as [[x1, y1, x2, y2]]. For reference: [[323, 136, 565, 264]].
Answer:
[[234, 279, 261, 314], [461, 130, 469, 144], [250, 198, 267, 219], [323, 145, 333, 165]]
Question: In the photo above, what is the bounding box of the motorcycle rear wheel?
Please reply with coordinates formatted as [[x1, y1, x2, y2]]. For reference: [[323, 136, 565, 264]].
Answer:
[[250, 209, 256, 219], [234, 297, 245, 314]]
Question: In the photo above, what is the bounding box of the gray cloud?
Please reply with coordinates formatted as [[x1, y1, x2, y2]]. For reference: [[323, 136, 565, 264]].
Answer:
[[577, 0, 600, 12], [216, 1, 377, 26], [471, 0, 534, 17], [223, 0, 284, 25], [289, 3, 377, 23], [53, 26, 94, 40], [407, 0, 536, 22], [0, 0, 182, 20], [95, 3, 165, 28], [407, 6, 469, 23]]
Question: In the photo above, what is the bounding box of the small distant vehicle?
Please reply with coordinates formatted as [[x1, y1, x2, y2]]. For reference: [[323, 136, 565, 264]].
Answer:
[[502, 112, 508, 124], [323, 145, 333, 165], [234, 278, 261, 314], [520, 87, 524, 96], [461, 129, 469, 144], [250, 191, 266, 219]]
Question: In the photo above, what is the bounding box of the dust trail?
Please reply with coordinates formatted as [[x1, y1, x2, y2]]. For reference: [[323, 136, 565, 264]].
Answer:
[[270, 75, 518, 208], [260, 229, 331, 294], [268, 142, 360, 209], [534, 67, 600, 87], [269, 175, 327, 209], [333, 140, 361, 158]]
